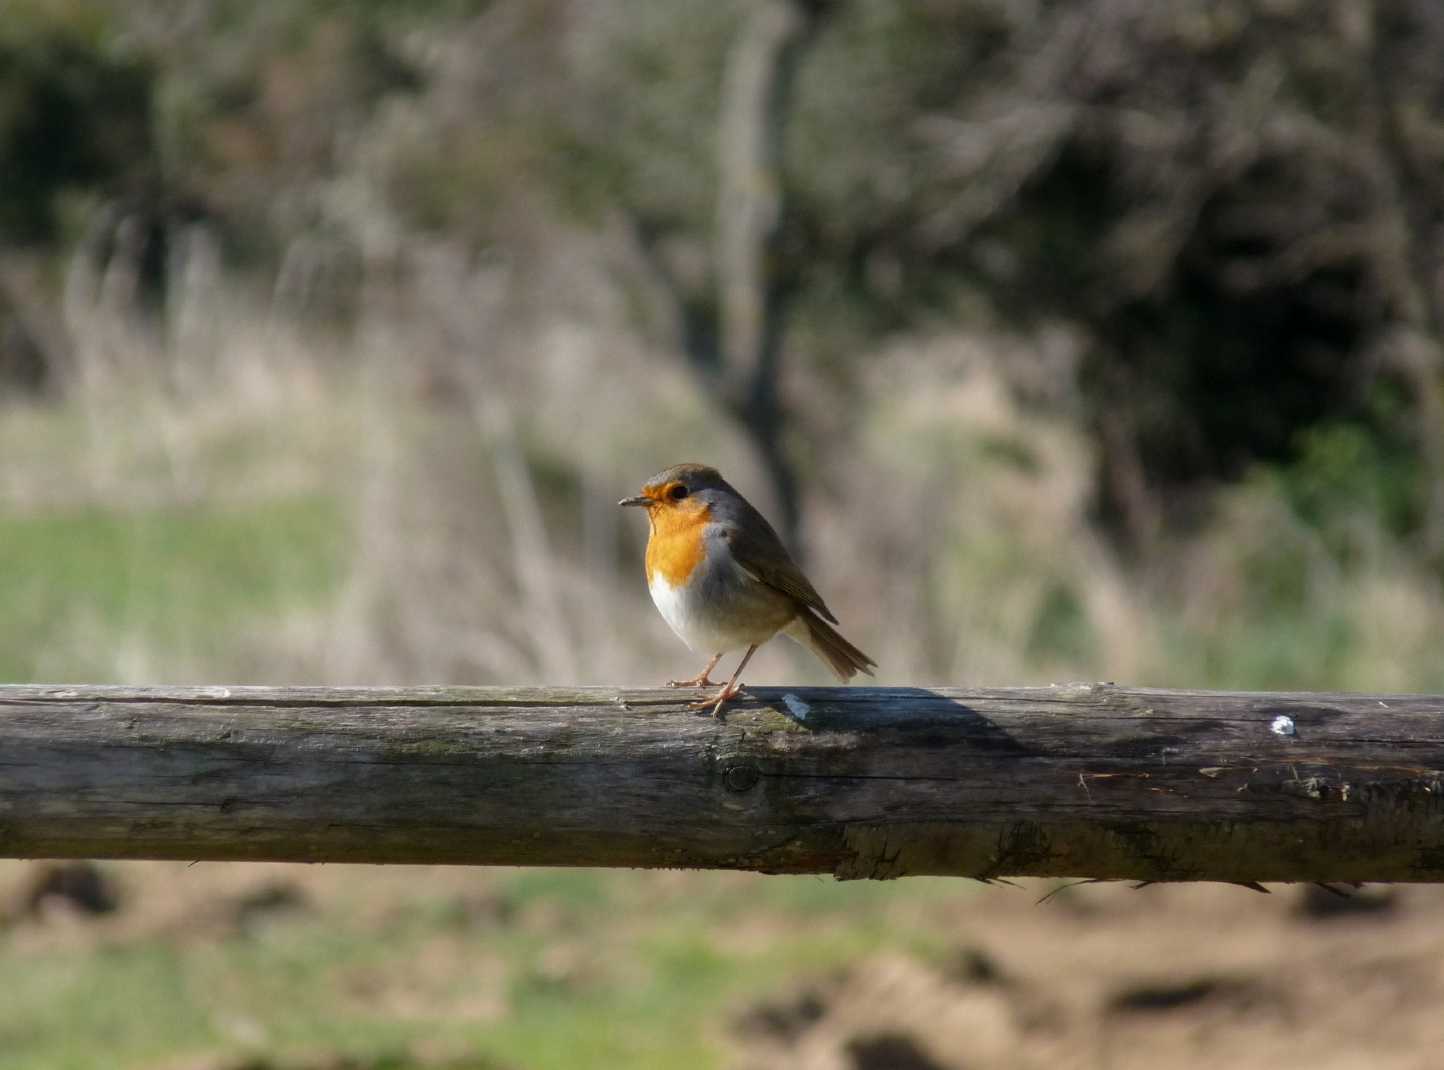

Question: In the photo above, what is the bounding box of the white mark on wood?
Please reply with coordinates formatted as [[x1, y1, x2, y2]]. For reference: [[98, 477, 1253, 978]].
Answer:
[[1271, 715, 1297, 737], [49, 689, 78, 699], [201, 687, 232, 700], [782, 693, 810, 721]]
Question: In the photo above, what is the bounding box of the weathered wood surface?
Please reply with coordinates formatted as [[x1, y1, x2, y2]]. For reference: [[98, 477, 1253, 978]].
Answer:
[[2, 683, 1443, 882]]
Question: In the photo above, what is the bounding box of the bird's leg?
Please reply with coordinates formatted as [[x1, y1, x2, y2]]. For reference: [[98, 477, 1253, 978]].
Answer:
[[688, 644, 759, 717], [668, 652, 723, 689]]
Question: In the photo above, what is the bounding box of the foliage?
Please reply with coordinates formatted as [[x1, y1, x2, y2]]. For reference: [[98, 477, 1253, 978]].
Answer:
[[5, 3, 1441, 542], [0, 11, 156, 243]]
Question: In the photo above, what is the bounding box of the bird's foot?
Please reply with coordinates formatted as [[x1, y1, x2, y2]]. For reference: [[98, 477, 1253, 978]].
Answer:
[[688, 683, 746, 718], [668, 655, 724, 689]]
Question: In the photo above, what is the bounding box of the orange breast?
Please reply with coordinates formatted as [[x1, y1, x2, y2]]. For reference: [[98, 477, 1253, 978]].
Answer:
[[644, 501, 712, 587]]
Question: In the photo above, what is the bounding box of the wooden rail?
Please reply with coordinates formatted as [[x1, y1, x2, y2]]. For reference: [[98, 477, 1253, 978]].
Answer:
[[2, 684, 1443, 883]]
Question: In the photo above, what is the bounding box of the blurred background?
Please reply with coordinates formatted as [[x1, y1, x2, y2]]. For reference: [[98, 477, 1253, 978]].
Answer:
[[2, 0, 1444, 1067]]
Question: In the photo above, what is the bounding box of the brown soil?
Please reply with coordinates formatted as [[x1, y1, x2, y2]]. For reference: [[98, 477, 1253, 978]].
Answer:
[[731, 880, 1444, 1070]]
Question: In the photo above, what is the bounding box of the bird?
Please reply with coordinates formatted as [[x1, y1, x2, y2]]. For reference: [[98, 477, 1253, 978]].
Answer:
[[619, 462, 875, 716]]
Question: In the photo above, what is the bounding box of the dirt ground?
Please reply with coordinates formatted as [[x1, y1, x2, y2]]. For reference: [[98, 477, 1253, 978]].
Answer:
[[5, 862, 1444, 1070], [732, 880, 1444, 1070]]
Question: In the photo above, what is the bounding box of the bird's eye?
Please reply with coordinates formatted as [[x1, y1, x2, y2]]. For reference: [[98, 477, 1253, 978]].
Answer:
[[668, 484, 689, 501]]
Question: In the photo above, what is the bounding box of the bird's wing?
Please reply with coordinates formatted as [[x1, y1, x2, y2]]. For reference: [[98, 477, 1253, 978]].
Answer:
[[721, 513, 838, 624]]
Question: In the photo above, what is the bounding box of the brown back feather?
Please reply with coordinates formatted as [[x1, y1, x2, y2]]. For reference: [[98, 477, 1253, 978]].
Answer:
[[722, 512, 838, 624]]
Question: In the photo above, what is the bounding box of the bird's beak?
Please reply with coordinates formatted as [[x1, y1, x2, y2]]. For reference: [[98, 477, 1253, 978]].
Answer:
[[617, 495, 651, 508]]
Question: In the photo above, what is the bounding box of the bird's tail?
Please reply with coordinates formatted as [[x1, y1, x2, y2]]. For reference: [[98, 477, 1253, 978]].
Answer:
[[787, 607, 877, 682]]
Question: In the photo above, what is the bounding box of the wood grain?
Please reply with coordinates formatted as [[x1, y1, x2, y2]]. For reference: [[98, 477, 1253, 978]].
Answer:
[[2, 683, 1442, 882]]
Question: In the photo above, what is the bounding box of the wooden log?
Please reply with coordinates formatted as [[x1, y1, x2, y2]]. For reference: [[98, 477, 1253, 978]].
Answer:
[[1, 683, 1442, 883]]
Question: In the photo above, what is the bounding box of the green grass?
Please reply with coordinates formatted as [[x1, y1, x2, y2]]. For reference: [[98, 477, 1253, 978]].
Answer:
[[0, 869, 976, 1070], [1, 944, 214, 1069], [0, 497, 346, 682]]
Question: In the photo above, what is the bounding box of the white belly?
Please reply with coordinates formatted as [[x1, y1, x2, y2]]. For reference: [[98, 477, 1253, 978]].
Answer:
[[649, 572, 777, 655]]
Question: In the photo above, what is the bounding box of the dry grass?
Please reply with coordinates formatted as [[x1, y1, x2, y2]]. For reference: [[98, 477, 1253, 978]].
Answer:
[[7, 227, 1444, 693]]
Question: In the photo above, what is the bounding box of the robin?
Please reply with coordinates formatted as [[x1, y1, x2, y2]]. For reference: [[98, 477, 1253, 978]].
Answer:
[[619, 463, 875, 716]]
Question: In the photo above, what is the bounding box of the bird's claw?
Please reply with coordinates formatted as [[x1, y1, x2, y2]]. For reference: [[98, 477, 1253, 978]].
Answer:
[[687, 684, 746, 717]]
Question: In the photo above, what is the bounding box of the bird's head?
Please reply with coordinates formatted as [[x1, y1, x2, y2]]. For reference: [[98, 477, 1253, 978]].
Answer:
[[618, 463, 729, 521]]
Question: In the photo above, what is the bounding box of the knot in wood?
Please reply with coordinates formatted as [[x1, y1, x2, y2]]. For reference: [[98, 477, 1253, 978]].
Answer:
[[722, 762, 761, 793]]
